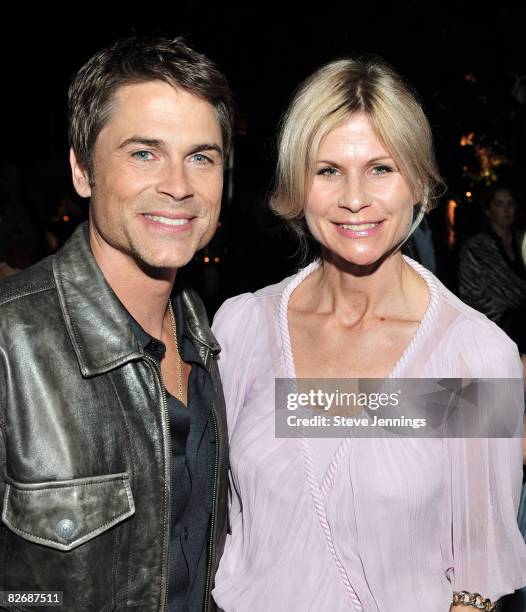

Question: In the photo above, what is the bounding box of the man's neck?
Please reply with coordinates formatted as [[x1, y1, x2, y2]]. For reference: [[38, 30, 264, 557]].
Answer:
[[88, 225, 177, 340]]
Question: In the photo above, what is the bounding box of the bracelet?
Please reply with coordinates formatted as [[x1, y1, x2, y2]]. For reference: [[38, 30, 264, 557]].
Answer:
[[451, 591, 496, 611]]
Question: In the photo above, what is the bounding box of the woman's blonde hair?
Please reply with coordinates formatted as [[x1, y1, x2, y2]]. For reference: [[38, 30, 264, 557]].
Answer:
[[271, 58, 444, 242]]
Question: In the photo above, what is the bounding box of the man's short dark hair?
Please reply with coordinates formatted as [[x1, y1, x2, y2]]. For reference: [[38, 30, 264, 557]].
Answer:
[[68, 35, 233, 178]]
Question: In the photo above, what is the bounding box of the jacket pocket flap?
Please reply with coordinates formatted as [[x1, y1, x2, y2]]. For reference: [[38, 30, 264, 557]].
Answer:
[[2, 472, 135, 551]]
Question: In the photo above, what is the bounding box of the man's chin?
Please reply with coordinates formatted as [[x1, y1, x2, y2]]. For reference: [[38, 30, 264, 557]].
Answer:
[[131, 250, 195, 277]]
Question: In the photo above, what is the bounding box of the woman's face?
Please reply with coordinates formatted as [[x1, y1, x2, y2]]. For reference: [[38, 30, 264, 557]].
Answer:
[[305, 112, 415, 267], [486, 189, 516, 230]]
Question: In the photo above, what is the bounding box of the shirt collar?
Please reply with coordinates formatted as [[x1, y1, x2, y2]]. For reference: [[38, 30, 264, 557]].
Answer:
[[125, 292, 204, 367], [53, 221, 216, 376]]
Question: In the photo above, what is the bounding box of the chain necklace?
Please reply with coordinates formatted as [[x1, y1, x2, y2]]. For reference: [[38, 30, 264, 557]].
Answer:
[[167, 300, 184, 404]]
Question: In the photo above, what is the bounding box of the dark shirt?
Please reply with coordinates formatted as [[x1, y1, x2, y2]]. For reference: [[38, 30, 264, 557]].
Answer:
[[127, 293, 214, 612]]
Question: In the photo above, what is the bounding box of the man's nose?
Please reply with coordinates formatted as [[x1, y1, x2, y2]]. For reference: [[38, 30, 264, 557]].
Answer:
[[156, 162, 194, 201]]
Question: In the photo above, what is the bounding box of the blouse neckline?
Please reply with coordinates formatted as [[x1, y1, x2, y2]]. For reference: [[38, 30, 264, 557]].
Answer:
[[278, 255, 441, 380]]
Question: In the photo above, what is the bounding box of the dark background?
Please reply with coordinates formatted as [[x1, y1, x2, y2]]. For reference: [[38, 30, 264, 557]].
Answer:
[[1, 1, 526, 312]]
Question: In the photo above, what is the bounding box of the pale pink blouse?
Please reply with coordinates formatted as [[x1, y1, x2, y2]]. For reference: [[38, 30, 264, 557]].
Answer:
[[211, 258, 526, 612]]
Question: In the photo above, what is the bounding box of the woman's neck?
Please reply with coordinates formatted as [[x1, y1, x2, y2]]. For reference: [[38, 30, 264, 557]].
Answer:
[[297, 251, 428, 326], [490, 222, 512, 242]]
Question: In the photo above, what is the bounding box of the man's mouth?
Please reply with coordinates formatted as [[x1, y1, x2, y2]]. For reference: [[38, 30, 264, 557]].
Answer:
[[143, 214, 193, 227]]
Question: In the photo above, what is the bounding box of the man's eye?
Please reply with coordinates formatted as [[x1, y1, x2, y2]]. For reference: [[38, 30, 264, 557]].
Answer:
[[132, 151, 154, 161], [192, 153, 212, 164]]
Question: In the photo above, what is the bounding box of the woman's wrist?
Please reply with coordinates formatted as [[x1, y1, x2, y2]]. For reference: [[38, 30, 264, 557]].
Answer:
[[450, 591, 496, 611]]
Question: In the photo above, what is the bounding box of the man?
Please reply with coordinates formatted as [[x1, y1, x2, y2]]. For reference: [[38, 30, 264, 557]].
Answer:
[[0, 36, 232, 611]]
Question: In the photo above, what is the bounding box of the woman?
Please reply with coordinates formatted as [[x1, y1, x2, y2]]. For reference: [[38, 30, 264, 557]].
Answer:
[[212, 59, 526, 611], [458, 185, 526, 352]]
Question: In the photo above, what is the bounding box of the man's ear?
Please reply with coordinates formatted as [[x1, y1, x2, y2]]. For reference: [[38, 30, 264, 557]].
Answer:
[[70, 148, 92, 198]]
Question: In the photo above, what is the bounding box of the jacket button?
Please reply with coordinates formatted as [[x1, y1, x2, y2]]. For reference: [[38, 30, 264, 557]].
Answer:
[[56, 519, 75, 539]]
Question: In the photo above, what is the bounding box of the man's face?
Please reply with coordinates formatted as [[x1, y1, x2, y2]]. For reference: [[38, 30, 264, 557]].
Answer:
[[71, 80, 224, 270]]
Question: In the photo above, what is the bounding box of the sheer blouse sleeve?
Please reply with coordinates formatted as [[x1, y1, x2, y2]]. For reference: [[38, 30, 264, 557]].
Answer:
[[446, 316, 526, 600], [212, 293, 260, 437]]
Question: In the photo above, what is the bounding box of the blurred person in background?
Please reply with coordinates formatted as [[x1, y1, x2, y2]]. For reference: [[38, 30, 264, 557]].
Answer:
[[458, 184, 526, 351]]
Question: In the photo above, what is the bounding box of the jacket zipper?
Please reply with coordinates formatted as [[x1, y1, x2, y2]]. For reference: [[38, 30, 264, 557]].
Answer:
[[203, 405, 219, 612], [144, 355, 172, 612]]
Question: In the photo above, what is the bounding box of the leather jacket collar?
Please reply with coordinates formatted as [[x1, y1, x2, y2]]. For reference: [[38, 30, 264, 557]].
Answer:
[[53, 221, 220, 378]]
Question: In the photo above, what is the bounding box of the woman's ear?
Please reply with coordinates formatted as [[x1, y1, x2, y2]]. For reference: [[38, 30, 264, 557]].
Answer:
[[414, 182, 428, 209], [69, 148, 92, 198]]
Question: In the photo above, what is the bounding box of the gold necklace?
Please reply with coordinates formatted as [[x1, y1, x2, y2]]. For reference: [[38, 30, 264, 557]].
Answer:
[[167, 300, 184, 404]]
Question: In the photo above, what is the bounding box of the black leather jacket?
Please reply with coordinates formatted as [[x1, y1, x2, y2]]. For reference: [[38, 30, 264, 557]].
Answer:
[[0, 222, 229, 611]]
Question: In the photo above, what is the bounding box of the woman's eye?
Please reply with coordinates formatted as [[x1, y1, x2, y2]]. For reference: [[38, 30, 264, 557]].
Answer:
[[318, 167, 339, 177], [371, 165, 393, 175], [132, 150, 154, 161]]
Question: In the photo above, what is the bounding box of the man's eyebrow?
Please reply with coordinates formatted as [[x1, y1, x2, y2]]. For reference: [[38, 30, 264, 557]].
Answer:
[[118, 137, 165, 149], [117, 137, 223, 158], [187, 143, 224, 158]]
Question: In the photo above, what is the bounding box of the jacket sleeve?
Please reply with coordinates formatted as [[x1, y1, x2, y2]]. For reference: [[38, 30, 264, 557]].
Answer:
[[0, 350, 6, 513]]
